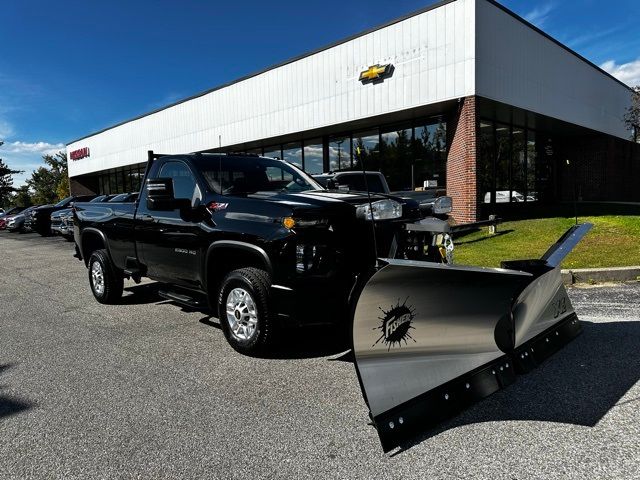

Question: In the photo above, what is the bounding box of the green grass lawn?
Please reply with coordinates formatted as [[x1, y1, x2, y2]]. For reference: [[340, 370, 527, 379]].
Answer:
[[453, 215, 640, 269]]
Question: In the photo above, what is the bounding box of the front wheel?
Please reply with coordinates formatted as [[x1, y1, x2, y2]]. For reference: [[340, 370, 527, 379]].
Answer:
[[218, 267, 273, 355], [88, 249, 124, 304]]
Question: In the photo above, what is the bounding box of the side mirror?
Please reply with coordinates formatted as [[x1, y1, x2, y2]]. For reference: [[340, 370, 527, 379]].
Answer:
[[147, 178, 177, 211], [326, 179, 337, 190]]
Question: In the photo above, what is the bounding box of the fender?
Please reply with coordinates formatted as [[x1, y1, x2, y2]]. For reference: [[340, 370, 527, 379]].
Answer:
[[80, 227, 114, 266], [204, 240, 273, 290]]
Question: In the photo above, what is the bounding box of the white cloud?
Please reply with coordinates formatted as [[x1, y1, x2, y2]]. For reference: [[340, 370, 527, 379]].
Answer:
[[600, 58, 640, 87], [0, 119, 14, 139], [3, 141, 65, 155], [1, 140, 66, 187], [524, 3, 555, 28]]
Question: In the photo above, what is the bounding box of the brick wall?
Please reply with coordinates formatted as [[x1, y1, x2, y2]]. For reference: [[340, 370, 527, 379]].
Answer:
[[446, 96, 478, 223]]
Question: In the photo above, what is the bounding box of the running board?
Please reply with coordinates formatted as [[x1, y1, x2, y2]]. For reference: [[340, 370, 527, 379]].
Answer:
[[158, 290, 207, 309], [352, 223, 592, 451]]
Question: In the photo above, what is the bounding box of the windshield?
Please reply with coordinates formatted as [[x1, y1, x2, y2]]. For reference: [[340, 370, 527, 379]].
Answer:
[[335, 173, 386, 193], [197, 156, 323, 196], [54, 196, 73, 207]]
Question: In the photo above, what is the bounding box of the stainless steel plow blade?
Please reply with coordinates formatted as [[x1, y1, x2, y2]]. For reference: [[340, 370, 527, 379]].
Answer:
[[353, 224, 592, 451]]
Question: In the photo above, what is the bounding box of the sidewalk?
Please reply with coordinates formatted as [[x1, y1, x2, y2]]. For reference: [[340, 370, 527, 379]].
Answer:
[[562, 266, 640, 285]]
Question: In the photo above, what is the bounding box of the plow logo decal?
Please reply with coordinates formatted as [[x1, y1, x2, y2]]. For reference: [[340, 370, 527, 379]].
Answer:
[[372, 299, 417, 350]]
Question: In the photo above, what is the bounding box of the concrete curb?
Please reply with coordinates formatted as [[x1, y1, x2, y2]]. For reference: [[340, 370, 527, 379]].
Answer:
[[562, 266, 640, 285]]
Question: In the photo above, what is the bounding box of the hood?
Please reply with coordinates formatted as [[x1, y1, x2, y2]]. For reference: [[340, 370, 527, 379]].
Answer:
[[246, 189, 408, 210]]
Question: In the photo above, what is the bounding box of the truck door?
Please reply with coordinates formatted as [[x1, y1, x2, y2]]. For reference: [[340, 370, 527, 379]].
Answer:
[[136, 160, 205, 288]]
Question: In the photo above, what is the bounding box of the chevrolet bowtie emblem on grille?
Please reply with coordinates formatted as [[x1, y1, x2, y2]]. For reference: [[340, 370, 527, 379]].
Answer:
[[359, 63, 394, 83]]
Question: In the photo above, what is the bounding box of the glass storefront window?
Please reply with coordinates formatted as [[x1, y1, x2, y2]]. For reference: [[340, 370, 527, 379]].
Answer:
[[303, 139, 324, 174], [413, 121, 447, 190], [109, 171, 119, 194], [381, 127, 413, 191], [328, 136, 351, 171], [479, 121, 494, 204], [527, 131, 538, 202], [512, 128, 526, 202], [282, 142, 302, 168], [479, 119, 545, 206], [264, 146, 282, 160], [495, 123, 511, 202], [352, 130, 380, 172]]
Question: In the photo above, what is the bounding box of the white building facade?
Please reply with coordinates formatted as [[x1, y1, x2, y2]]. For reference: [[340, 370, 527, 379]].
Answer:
[[67, 0, 636, 221]]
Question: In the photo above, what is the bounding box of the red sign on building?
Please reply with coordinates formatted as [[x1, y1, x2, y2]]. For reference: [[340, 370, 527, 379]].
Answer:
[[70, 147, 90, 160]]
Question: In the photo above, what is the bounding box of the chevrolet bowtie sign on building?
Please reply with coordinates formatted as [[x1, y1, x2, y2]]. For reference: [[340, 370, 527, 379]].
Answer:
[[359, 63, 394, 84]]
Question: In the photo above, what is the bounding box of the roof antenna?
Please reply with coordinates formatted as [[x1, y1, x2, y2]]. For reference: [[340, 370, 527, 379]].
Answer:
[[356, 145, 381, 268]]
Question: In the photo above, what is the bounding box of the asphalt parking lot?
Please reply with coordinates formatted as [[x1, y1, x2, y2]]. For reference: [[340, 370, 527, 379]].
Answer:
[[1, 230, 639, 479]]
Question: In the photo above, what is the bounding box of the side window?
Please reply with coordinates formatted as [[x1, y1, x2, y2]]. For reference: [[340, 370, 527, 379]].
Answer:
[[265, 166, 293, 182], [158, 161, 198, 203]]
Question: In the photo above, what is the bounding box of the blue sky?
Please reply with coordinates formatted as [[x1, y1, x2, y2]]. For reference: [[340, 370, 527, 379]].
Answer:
[[1, 0, 638, 187]]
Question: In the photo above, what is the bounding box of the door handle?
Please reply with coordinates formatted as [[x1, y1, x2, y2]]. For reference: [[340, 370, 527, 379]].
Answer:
[[140, 214, 155, 223]]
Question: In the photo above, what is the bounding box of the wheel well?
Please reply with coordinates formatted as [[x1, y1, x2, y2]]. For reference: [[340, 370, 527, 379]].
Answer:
[[207, 247, 270, 299], [81, 232, 106, 266]]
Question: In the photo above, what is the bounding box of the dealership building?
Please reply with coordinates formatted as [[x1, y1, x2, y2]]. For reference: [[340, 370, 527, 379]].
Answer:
[[66, 0, 638, 222]]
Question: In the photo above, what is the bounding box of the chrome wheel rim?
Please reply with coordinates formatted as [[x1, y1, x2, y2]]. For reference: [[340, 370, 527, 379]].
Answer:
[[91, 261, 105, 296], [225, 288, 258, 341]]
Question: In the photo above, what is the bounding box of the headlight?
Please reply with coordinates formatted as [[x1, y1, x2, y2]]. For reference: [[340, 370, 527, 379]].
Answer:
[[433, 196, 453, 215], [296, 244, 317, 273], [355, 199, 402, 221]]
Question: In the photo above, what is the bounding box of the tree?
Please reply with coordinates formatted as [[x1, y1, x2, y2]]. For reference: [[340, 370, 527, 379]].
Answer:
[[0, 141, 24, 208], [624, 86, 640, 143], [12, 184, 33, 207], [27, 150, 69, 205]]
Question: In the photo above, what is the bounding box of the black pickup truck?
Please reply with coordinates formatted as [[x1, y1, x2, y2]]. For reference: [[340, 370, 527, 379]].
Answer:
[[74, 152, 450, 354]]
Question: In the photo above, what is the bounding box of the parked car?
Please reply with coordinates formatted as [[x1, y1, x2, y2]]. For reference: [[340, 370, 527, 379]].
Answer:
[[50, 208, 72, 236], [6, 206, 40, 233], [483, 190, 537, 203], [0, 206, 27, 230], [28, 195, 96, 236], [108, 192, 139, 202], [0, 206, 25, 220], [313, 171, 452, 219], [59, 209, 76, 240]]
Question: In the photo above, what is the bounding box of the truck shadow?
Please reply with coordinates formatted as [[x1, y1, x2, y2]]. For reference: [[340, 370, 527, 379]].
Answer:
[[392, 319, 640, 454], [198, 315, 351, 359], [121, 283, 165, 305], [0, 364, 33, 420], [118, 282, 354, 359]]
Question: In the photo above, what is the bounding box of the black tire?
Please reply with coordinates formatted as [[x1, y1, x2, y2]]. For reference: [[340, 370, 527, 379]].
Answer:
[[218, 267, 273, 355], [88, 249, 124, 304], [36, 228, 51, 237]]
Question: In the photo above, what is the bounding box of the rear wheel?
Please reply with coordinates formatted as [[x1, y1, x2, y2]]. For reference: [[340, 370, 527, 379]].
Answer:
[[218, 267, 272, 355], [88, 249, 123, 304]]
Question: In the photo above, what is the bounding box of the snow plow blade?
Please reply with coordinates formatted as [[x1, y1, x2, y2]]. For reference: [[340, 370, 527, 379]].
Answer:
[[503, 223, 592, 373], [353, 223, 592, 451]]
